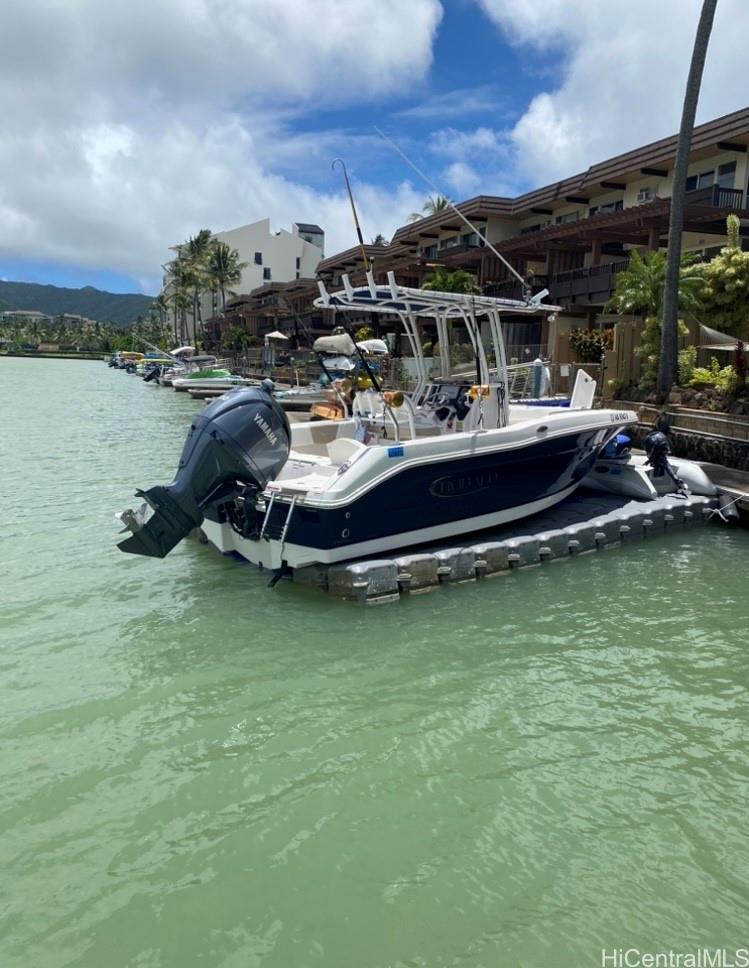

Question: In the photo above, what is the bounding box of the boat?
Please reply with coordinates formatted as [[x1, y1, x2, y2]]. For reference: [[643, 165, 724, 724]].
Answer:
[[582, 451, 716, 499], [274, 384, 329, 411], [171, 369, 233, 390], [115, 274, 636, 572], [158, 354, 220, 386], [172, 374, 257, 392], [580, 429, 718, 500]]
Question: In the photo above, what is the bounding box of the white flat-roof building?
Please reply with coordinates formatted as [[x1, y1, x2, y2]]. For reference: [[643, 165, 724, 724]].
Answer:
[[215, 218, 324, 294], [165, 219, 324, 337]]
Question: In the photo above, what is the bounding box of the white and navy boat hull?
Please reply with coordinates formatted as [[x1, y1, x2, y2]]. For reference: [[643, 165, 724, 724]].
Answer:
[[201, 416, 628, 569]]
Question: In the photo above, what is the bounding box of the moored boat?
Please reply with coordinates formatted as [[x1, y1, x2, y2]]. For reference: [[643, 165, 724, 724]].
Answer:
[[116, 275, 636, 573]]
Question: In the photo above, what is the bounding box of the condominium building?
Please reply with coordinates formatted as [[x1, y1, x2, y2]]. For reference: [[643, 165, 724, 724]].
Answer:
[[313, 105, 749, 352], [214, 218, 324, 293], [211, 106, 749, 354]]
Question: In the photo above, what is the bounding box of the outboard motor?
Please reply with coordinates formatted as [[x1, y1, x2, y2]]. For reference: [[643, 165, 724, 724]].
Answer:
[[117, 381, 290, 558], [644, 428, 687, 492]]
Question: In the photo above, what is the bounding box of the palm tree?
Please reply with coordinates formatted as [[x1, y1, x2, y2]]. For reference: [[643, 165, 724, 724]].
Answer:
[[659, 0, 718, 395], [208, 241, 247, 311], [151, 293, 169, 334], [407, 194, 452, 223], [608, 250, 703, 319], [370, 233, 388, 246], [185, 229, 213, 344], [164, 257, 194, 344], [422, 268, 479, 294]]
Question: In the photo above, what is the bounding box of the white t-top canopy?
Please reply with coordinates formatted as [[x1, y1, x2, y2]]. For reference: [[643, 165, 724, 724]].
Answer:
[[314, 271, 560, 410]]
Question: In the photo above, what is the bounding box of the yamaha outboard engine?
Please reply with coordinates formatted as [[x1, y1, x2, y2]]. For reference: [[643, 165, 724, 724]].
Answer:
[[644, 428, 686, 492], [117, 381, 290, 558]]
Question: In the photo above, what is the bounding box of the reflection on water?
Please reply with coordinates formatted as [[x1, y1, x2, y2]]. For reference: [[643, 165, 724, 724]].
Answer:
[[1, 358, 749, 968]]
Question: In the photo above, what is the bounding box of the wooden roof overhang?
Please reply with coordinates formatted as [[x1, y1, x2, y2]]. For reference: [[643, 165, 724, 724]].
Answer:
[[495, 195, 745, 259], [317, 243, 398, 273], [317, 241, 420, 281], [390, 195, 511, 246], [510, 106, 749, 217], [379, 106, 749, 241], [497, 199, 672, 256]]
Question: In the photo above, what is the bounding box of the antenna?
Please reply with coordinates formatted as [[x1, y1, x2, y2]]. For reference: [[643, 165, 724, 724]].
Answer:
[[374, 126, 529, 295]]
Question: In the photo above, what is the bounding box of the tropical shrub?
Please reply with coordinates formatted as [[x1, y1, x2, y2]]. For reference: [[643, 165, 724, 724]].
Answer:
[[569, 327, 613, 363], [225, 324, 251, 350], [696, 214, 749, 338], [607, 378, 626, 398], [677, 345, 697, 385], [689, 356, 739, 393], [635, 316, 688, 387], [422, 269, 479, 293], [607, 249, 703, 318]]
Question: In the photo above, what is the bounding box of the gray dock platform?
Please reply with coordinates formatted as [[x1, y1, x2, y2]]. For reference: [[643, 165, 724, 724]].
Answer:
[[293, 492, 720, 604]]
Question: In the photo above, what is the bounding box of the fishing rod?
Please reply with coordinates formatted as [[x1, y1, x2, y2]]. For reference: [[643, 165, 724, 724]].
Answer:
[[332, 158, 369, 270], [373, 125, 531, 297], [331, 158, 401, 437]]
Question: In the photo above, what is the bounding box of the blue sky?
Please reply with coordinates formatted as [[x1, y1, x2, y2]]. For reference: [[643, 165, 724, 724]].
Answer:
[[278, 0, 545, 192], [0, 0, 747, 297]]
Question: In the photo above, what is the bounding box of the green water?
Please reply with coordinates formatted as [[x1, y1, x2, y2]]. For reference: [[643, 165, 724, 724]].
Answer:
[[2, 358, 748, 968]]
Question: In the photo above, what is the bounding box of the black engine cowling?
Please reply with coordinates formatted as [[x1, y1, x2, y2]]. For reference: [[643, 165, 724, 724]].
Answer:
[[118, 381, 290, 558]]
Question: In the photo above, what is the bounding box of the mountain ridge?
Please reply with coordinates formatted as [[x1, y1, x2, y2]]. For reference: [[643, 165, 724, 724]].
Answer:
[[0, 280, 156, 326]]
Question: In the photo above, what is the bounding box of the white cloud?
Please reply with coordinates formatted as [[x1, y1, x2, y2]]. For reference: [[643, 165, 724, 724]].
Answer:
[[0, 0, 441, 291], [443, 162, 481, 196], [395, 85, 507, 120], [476, 0, 749, 186], [431, 126, 509, 160], [427, 125, 515, 199]]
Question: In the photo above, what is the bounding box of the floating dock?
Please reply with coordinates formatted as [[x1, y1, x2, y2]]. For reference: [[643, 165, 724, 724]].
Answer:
[[286, 491, 719, 604]]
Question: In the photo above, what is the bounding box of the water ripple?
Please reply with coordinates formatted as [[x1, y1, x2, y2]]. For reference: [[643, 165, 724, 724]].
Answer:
[[1, 359, 749, 967]]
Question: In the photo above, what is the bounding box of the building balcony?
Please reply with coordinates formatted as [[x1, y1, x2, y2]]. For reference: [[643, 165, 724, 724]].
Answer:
[[549, 260, 630, 305], [684, 185, 744, 209], [483, 277, 549, 301], [438, 241, 485, 259], [484, 261, 630, 308]]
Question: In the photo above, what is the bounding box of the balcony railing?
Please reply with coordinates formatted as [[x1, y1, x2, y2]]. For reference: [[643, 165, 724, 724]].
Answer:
[[484, 277, 549, 301], [439, 242, 484, 258], [685, 185, 744, 209], [484, 261, 631, 306], [549, 260, 629, 304]]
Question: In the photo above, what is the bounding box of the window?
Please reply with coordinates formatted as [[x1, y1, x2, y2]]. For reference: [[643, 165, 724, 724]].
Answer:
[[555, 210, 580, 225], [686, 170, 714, 191], [589, 199, 623, 216], [295, 257, 301, 269], [263, 267, 271, 280], [461, 232, 478, 246], [520, 221, 550, 236], [296, 271, 300, 279], [717, 161, 737, 189], [440, 235, 459, 249], [422, 244, 437, 258], [254, 252, 262, 265]]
